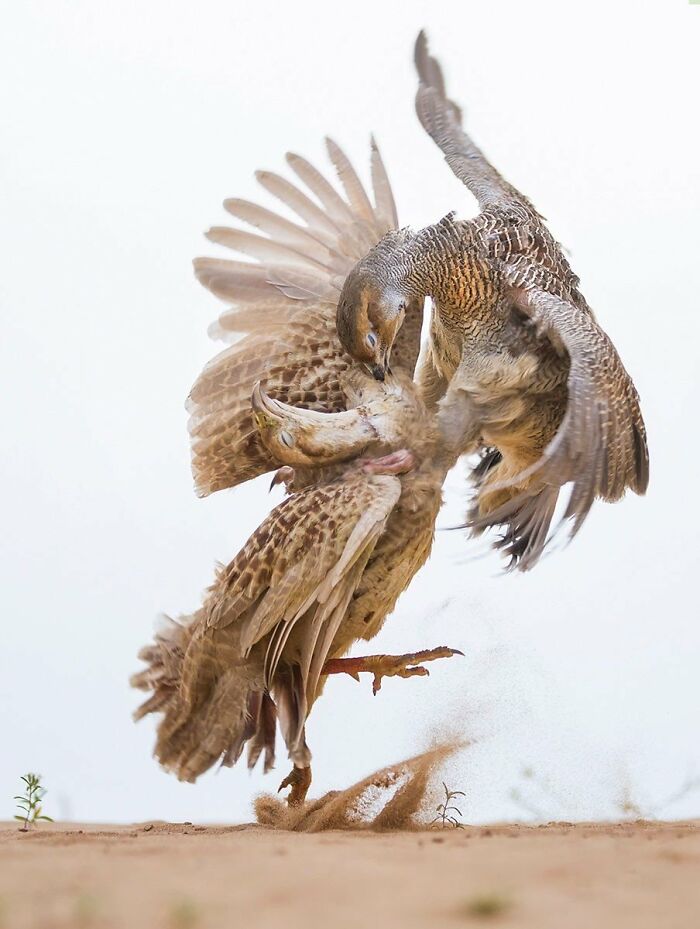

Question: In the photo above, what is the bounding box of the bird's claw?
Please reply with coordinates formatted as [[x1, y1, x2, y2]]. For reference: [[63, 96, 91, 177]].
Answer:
[[278, 765, 312, 807], [323, 646, 463, 696]]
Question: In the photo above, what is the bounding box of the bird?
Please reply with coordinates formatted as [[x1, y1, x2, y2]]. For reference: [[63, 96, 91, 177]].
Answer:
[[336, 32, 649, 569], [133, 30, 649, 804], [133, 136, 465, 804], [132, 367, 461, 805]]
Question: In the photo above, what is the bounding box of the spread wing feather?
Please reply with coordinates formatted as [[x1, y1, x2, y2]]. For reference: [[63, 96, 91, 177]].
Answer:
[[414, 30, 530, 212], [415, 32, 649, 567], [370, 136, 399, 231], [472, 283, 649, 567], [189, 139, 413, 497]]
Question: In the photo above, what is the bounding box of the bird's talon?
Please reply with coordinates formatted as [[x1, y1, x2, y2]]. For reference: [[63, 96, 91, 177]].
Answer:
[[278, 765, 312, 807], [324, 646, 462, 695]]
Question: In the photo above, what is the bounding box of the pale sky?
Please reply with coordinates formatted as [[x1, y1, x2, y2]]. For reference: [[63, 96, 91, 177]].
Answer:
[[1, 0, 699, 825]]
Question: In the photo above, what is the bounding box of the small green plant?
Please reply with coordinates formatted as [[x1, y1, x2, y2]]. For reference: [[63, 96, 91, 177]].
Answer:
[[431, 781, 466, 828], [168, 899, 200, 929], [74, 894, 99, 928], [14, 773, 53, 831], [463, 892, 511, 919]]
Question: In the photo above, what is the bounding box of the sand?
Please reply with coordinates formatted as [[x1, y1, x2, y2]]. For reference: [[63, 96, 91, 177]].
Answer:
[[2, 817, 698, 929]]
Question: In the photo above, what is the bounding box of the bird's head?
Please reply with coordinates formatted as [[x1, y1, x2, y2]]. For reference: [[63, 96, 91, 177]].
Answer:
[[336, 267, 407, 381], [252, 381, 379, 468]]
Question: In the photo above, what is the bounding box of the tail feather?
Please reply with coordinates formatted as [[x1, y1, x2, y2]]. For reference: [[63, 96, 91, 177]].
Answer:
[[131, 614, 268, 783], [245, 692, 277, 774], [470, 483, 560, 572], [170, 663, 263, 782], [131, 615, 192, 720], [470, 446, 503, 484]]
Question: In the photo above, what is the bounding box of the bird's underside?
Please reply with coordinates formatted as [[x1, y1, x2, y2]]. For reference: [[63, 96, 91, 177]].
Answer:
[[133, 30, 649, 806]]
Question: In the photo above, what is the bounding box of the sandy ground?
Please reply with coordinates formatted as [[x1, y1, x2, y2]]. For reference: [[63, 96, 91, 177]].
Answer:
[[2, 818, 699, 929]]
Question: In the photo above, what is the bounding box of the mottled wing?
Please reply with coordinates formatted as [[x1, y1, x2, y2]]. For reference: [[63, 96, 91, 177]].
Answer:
[[205, 469, 401, 740], [473, 282, 649, 563], [414, 31, 532, 212], [189, 138, 408, 497]]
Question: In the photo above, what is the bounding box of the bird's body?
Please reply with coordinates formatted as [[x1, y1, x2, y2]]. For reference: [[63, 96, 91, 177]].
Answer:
[[336, 34, 648, 567], [353, 211, 574, 555], [133, 368, 450, 792], [133, 127, 461, 799]]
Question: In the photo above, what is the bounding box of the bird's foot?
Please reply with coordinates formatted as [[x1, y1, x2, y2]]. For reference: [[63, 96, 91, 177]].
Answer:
[[278, 764, 312, 807], [359, 448, 416, 476], [322, 646, 463, 696]]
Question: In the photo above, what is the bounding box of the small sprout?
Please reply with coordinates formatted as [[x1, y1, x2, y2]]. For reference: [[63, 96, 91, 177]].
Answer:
[[74, 894, 99, 927], [463, 892, 512, 919], [14, 773, 53, 831], [431, 781, 466, 828], [168, 899, 200, 929]]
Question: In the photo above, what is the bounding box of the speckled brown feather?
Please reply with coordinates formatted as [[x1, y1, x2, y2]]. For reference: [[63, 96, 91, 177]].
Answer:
[[333, 33, 648, 570], [188, 139, 420, 498], [410, 34, 648, 567], [133, 372, 447, 782], [132, 468, 401, 780]]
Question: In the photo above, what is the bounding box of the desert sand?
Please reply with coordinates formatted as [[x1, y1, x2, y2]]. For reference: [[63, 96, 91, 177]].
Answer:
[[2, 816, 699, 929]]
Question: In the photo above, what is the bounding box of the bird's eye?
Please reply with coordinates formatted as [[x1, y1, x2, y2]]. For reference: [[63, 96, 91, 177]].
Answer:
[[279, 430, 295, 448], [366, 332, 378, 348]]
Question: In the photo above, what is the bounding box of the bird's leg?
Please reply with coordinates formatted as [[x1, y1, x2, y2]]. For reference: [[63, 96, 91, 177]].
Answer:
[[359, 448, 417, 475], [278, 764, 312, 807], [322, 646, 463, 696]]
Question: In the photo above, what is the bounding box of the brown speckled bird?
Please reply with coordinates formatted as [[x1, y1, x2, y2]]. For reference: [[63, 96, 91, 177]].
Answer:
[[336, 32, 649, 569], [134, 143, 460, 804], [133, 369, 459, 804]]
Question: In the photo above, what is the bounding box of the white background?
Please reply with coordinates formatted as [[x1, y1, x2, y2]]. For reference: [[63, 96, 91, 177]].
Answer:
[[2, 0, 699, 825]]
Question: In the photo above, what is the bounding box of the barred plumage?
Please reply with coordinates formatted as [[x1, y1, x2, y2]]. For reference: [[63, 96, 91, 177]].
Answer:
[[337, 32, 649, 569]]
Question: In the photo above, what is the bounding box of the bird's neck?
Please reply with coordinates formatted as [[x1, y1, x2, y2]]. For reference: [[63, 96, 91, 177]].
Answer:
[[395, 215, 468, 304], [396, 216, 500, 318]]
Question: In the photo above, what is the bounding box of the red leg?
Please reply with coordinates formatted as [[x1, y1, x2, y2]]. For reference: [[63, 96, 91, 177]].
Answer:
[[323, 646, 463, 696]]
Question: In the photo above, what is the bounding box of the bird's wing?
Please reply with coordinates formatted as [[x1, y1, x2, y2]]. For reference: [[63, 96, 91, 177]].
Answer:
[[414, 30, 588, 301], [472, 281, 649, 558], [205, 469, 401, 738], [189, 138, 412, 497], [414, 31, 533, 213]]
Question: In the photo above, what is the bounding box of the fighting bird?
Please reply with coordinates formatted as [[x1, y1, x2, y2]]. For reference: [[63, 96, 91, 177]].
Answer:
[[133, 136, 462, 804], [337, 32, 649, 568], [133, 369, 460, 804], [133, 31, 649, 804]]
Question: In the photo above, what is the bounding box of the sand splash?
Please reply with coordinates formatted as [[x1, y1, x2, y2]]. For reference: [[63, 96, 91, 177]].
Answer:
[[254, 743, 462, 832]]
